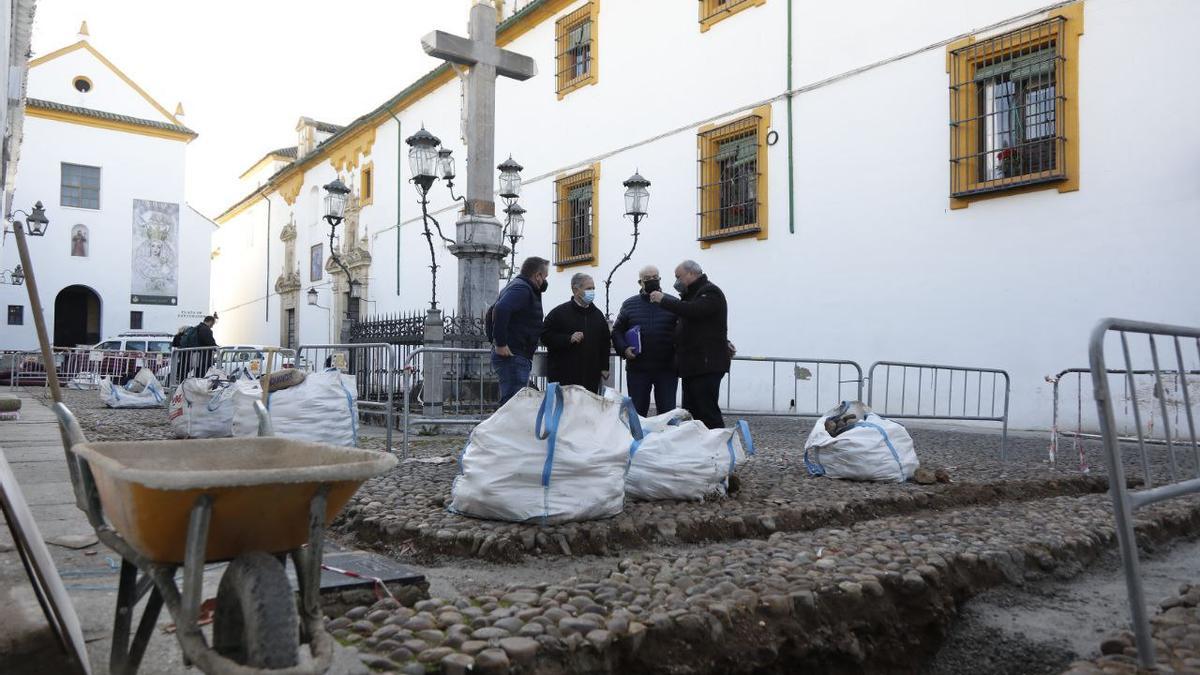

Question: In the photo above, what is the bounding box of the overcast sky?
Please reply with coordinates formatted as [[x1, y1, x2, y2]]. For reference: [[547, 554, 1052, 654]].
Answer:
[[29, 0, 475, 218]]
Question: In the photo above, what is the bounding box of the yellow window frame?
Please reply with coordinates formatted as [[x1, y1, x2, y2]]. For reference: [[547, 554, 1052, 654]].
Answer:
[[555, 2, 599, 99], [700, 0, 766, 33], [946, 3, 1083, 209], [554, 163, 600, 269], [360, 161, 374, 207], [697, 104, 770, 248]]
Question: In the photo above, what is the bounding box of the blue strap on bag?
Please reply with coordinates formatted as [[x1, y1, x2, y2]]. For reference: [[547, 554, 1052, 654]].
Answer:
[[534, 383, 566, 524]]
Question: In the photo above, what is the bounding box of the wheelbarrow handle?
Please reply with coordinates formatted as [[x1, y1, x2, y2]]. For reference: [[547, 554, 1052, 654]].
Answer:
[[51, 402, 105, 528], [253, 400, 273, 437]]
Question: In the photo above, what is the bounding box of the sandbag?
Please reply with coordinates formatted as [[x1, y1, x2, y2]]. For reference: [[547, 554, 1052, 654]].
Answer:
[[803, 410, 919, 482], [125, 367, 158, 393], [449, 383, 639, 524], [264, 368, 306, 392], [230, 369, 358, 446], [101, 376, 167, 409], [626, 411, 755, 501], [168, 377, 241, 438]]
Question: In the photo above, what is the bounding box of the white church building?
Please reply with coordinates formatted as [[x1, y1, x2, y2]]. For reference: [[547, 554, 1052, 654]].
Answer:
[[0, 24, 214, 349], [210, 0, 1200, 430]]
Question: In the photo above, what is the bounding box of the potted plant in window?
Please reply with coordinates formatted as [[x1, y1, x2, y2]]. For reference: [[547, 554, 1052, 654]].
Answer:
[[997, 147, 1022, 179]]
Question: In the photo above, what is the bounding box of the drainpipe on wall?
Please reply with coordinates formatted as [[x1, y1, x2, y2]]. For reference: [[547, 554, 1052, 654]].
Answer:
[[262, 189, 271, 321], [387, 110, 402, 296], [786, 0, 796, 235]]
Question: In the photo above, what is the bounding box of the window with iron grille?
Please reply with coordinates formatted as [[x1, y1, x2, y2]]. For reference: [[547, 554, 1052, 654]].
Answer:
[[697, 108, 769, 243], [699, 0, 766, 31], [129, 311, 143, 330], [61, 163, 100, 209], [555, 2, 597, 98], [7, 305, 22, 325], [553, 167, 597, 267], [285, 308, 296, 349], [948, 12, 1081, 202]]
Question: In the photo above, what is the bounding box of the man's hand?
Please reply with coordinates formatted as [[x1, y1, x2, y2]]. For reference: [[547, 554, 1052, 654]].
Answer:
[[601, 370, 610, 380], [648, 291, 664, 303], [727, 341, 737, 357], [624, 347, 636, 360], [494, 345, 513, 357], [570, 332, 584, 344]]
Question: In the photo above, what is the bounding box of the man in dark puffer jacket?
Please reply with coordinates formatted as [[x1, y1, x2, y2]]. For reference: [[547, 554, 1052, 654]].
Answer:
[[612, 265, 678, 416]]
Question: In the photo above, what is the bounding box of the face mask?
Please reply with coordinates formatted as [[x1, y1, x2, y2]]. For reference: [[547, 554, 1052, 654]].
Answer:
[[642, 279, 661, 294], [538, 279, 549, 293], [673, 278, 687, 293], [582, 290, 595, 305]]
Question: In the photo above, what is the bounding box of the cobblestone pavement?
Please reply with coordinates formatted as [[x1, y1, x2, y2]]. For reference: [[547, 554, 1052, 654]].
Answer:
[[327, 493, 1200, 674], [1063, 583, 1200, 674]]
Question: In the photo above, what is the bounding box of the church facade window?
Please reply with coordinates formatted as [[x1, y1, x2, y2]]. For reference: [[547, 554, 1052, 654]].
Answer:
[[70, 224, 89, 257], [61, 162, 101, 209], [360, 162, 374, 207], [699, 0, 766, 32], [553, 165, 598, 267], [7, 305, 22, 326], [555, 2, 598, 99], [697, 105, 770, 244], [129, 311, 143, 330], [285, 308, 296, 349], [947, 6, 1081, 207]]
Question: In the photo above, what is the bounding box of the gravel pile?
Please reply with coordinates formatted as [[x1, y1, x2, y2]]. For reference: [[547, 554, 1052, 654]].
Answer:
[[331, 493, 1200, 674], [1063, 583, 1200, 674]]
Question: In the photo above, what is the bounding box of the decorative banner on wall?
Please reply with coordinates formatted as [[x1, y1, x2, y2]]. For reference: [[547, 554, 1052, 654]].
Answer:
[[130, 199, 179, 305]]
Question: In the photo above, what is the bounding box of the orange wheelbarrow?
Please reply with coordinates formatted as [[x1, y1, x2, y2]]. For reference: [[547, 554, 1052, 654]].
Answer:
[[52, 402, 397, 674]]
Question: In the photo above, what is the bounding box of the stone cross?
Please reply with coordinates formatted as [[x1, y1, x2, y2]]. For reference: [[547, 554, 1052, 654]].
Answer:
[[422, 1, 537, 321]]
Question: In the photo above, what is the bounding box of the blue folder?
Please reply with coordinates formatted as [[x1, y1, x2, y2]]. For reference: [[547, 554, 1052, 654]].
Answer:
[[625, 326, 642, 356]]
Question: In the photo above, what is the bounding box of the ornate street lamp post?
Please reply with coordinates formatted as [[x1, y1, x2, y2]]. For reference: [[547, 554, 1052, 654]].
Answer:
[[503, 203, 525, 280], [603, 172, 650, 318], [6, 201, 60, 401], [405, 126, 457, 311], [322, 178, 359, 341]]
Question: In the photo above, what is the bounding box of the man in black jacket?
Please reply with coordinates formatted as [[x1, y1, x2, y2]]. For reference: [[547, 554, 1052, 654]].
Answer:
[[193, 315, 219, 377], [612, 265, 678, 416], [491, 256, 550, 404], [542, 273, 610, 393], [649, 260, 729, 429]]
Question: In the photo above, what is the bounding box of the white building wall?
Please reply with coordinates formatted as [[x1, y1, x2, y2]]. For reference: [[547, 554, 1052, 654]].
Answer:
[[25, 45, 168, 121], [0, 115, 209, 348], [212, 0, 1200, 430]]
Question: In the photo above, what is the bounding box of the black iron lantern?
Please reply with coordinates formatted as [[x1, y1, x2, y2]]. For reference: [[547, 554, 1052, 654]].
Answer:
[[24, 201, 49, 236], [437, 148, 456, 181], [497, 155, 523, 200], [406, 126, 441, 191], [348, 279, 362, 300], [623, 172, 651, 218], [323, 178, 350, 222], [506, 203, 526, 240], [306, 287, 318, 306]]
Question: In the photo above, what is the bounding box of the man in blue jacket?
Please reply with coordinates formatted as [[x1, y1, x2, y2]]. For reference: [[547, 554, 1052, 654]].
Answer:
[[491, 256, 549, 404], [612, 265, 679, 417]]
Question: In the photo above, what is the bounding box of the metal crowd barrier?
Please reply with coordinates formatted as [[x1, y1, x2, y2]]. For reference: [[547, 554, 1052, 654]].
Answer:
[[723, 356, 863, 418], [295, 343, 397, 452], [1048, 367, 1200, 472], [5, 347, 172, 390], [401, 347, 494, 459], [167, 347, 296, 387], [866, 360, 1011, 459], [1090, 318, 1200, 668]]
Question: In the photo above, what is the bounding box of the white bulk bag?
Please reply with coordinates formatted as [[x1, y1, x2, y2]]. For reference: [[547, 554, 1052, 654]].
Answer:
[[124, 367, 158, 394], [168, 378, 240, 438], [626, 410, 755, 501], [449, 383, 638, 524], [803, 412, 919, 482], [231, 369, 358, 446], [100, 377, 167, 409]]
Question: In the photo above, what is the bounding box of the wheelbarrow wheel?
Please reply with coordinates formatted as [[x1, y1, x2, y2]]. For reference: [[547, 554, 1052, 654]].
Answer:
[[213, 552, 300, 668]]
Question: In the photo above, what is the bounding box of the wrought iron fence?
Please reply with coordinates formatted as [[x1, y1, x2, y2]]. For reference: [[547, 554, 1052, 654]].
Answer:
[[1089, 318, 1200, 668], [867, 360, 1011, 459], [401, 347, 495, 459]]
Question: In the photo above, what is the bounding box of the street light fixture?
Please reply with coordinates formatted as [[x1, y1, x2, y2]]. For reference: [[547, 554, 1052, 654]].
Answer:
[[307, 287, 319, 306], [323, 178, 350, 225], [503, 202, 525, 280], [603, 171, 652, 317], [498, 155, 523, 201], [322, 178, 359, 341], [7, 200, 62, 400], [406, 126, 441, 194]]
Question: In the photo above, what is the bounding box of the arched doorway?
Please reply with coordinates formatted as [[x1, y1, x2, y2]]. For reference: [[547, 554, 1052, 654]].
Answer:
[[53, 285, 102, 347]]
